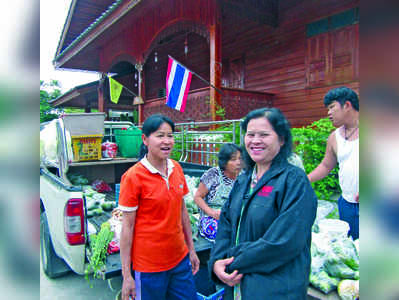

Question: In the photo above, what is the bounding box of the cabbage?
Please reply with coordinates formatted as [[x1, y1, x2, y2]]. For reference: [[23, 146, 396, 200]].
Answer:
[[337, 279, 359, 300]]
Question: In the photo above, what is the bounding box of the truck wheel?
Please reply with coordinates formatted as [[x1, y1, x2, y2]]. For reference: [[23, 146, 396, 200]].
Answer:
[[40, 212, 70, 278]]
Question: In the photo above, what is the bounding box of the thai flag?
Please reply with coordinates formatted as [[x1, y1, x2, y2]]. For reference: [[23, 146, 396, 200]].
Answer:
[[166, 57, 192, 112]]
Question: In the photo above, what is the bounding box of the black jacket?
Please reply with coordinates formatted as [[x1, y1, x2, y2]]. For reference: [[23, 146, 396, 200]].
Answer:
[[208, 157, 317, 300]]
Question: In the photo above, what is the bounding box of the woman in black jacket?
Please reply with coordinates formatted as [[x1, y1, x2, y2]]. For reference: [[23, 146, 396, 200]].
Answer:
[[209, 108, 317, 300]]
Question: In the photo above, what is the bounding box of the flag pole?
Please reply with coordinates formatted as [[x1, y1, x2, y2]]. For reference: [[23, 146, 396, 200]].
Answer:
[[108, 75, 139, 97], [168, 55, 224, 95]]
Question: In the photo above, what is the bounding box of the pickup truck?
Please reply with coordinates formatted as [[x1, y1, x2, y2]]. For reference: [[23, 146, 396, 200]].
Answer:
[[39, 118, 210, 280]]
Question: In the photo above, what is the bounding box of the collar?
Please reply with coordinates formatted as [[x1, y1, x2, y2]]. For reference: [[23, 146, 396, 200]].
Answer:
[[218, 167, 234, 184], [140, 155, 174, 176], [250, 166, 258, 189], [243, 155, 288, 191]]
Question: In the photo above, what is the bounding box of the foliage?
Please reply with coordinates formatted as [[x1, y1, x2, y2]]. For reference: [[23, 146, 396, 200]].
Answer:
[[62, 107, 99, 113], [201, 96, 226, 119], [292, 118, 340, 200], [40, 80, 61, 123]]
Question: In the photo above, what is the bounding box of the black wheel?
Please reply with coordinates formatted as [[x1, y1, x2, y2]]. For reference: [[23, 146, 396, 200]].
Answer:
[[40, 211, 70, 278]]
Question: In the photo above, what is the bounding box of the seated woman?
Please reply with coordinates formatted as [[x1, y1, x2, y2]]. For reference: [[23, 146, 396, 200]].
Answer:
[[194, 143, 242, 242]]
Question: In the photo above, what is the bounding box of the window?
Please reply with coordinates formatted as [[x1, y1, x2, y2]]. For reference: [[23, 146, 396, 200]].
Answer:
[[305, 8, 359, 88]]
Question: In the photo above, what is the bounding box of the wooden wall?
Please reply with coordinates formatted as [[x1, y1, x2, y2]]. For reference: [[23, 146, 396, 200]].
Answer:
[[144, 32, 209, 100], [100, 0, 360, 128], [220, 0, 359, 127]]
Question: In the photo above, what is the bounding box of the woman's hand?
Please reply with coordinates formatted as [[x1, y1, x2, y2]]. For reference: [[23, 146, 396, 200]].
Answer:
[[210, 209, 221, 220], [213, 257, 243, 287], [189, 249, 200, 275], [122, 275, 136, 300]]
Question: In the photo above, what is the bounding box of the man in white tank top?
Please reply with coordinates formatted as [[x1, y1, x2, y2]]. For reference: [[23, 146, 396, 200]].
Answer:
[[308, 87, 359, 240]]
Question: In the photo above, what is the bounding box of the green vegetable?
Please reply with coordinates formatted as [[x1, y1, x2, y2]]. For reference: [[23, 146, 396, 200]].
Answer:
[[190, 214, 198, 241], [85, 222, 114, 281], [101, 202, 115, 211], [324, 255, 357, 279], [92, 207, 104, 216], [331, 239, 359, 270], [67, 172, 89, 186], [309, 270, 339, 294]]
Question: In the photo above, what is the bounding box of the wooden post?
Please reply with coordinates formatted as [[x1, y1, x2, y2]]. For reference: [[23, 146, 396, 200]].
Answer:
[[84, 98, 91, 113], [135, 63, 145, 124], [209, 4, 222, 122], [98, 73, 107, 116]]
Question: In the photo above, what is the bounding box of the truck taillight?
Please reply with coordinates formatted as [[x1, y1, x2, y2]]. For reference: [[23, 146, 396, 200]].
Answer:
[[64, 198, 85, 245]]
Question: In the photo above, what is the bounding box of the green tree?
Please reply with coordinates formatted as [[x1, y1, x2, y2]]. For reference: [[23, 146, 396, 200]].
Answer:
[[292, 118, 340, 200], [40, 80, 61, 123]]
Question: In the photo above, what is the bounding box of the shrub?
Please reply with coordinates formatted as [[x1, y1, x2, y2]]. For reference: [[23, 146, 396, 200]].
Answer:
[[292, 118, 340, 200]]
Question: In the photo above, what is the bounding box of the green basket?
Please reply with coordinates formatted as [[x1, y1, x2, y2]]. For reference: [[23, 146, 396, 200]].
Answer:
[[114, 127, 142, 158]]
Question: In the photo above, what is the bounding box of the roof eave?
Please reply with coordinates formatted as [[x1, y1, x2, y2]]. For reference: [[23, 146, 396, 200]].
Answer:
[[53, 0, 142, 70], [54, 0, 78, 60]]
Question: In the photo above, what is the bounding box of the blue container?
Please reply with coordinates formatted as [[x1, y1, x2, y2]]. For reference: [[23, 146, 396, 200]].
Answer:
[[115, 184, 120, 206], [197, 288, 224, 300]]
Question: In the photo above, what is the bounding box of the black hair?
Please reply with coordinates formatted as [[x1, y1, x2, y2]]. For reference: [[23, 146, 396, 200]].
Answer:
[[218, 143, 242, 171], [323, 87, 359, 111], [138, 114, 175, 160], [241, 107, 292, 170]]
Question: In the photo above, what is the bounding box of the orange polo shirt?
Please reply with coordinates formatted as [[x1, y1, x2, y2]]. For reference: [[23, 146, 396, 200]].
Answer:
[[118, 157, 189, 272]]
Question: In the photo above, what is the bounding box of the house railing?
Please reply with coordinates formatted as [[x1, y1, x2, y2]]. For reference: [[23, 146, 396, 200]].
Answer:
[[173, 119, 243, 167]]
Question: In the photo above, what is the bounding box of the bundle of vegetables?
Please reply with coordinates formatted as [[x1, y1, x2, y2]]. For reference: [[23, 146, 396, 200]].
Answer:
[[67, 172, 89, 186], [85, 222, 114, 281]]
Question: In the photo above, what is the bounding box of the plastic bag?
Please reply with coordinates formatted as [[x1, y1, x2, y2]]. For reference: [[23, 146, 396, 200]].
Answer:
[[101, 141, 118, 158], [318, 219, 350, 240], [309, 270, 339, 294], [331, 237, 359, 270], [316, 200, 335, 222], [92, 179, 112, 193], [324, 252, 357, 279]]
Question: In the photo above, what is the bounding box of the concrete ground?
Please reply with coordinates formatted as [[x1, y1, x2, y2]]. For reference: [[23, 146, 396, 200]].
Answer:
[[40, 258, 123, 300]]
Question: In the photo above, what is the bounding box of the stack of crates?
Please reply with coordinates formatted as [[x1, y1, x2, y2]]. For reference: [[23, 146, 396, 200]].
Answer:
[[62, 113, 106, 162]]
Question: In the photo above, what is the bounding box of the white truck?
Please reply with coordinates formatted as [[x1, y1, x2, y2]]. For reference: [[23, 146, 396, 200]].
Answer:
[[39, 116, 209, 279], [40, 117, 140, 279]]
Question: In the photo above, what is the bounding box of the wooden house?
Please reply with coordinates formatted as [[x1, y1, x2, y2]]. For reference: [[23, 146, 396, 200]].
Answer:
[[51, 0, 359, 127]]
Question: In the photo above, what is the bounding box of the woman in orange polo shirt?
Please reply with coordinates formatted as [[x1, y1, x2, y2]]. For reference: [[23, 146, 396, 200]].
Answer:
[[119, 114, 199, 300]]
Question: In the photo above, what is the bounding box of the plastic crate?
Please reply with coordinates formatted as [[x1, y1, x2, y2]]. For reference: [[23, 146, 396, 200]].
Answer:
[[62, 113, 105, 136], [197, 288, 224, 300], [71, 135, 102, 161]]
